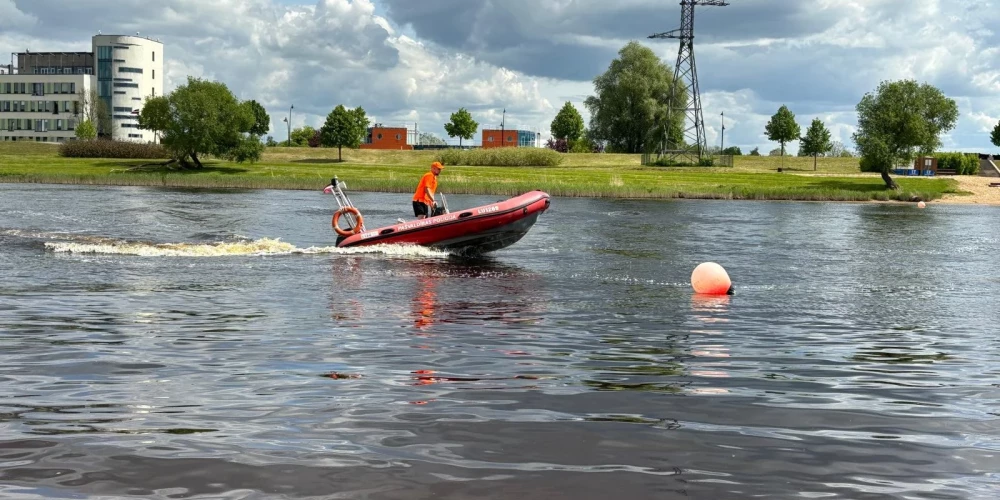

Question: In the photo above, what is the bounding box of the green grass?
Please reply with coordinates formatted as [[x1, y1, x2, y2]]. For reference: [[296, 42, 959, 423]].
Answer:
[[0, 142, 960, 202]]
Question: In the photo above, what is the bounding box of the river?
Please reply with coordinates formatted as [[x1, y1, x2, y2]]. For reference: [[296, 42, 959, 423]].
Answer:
[[1, 183, 998, 499]]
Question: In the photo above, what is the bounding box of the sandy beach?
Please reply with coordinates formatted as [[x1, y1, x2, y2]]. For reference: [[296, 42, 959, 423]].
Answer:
[[937, 176, 1000, 206]]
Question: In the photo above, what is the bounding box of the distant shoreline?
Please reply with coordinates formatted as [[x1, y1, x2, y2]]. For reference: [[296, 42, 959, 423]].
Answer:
[[0, 143, 970, 204]]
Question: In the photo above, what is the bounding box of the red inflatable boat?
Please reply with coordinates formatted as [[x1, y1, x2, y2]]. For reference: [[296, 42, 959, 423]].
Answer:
[[323, 177, 551, 256]]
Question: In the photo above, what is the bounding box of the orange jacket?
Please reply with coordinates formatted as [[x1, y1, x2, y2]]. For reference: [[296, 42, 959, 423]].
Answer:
[[412, 172, 437, 204]]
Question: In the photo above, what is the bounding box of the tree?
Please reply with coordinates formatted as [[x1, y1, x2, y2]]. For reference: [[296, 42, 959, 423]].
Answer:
[[75, 120, 96, 140], [419, 132, 446, 146], [829, 140, 848, 158], [765, 105, 801, 157], [749, 147, 760, 156], [136, 76, 264, 168], [768, 147, 783, 156], [319, 104, 369, 161], [265, 136, 278, 147], [244, 99, 270, 137], [852, 79, 959, 189], [444, 107, 478, 146], [290, 126, 316, 147], [76, 88, 111, 138], [584, 41, 687, 154], [550, 101, 585, 141], [308, 129, 321, 148], [991, 120, 1000, 149], [721, 146, 742, 156], [799, 118, 833, 170]]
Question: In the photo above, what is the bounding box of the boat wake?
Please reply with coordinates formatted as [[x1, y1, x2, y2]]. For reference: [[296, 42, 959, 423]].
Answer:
[[44, 238, 449, 258], [2, 230, 448, 258]]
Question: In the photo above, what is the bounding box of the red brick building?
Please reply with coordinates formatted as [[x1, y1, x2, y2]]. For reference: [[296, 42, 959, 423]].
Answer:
[[481, 129, 539, 149], [360, 125, 413, 150]]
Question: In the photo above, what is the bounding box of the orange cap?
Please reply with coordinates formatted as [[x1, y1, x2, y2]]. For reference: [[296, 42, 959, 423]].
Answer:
[[431, 161, 444, 170]]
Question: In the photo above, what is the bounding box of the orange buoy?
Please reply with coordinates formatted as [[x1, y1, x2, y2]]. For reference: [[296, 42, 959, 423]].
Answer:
[[691, 262, 732, 295], [917, 201, 926, 209]]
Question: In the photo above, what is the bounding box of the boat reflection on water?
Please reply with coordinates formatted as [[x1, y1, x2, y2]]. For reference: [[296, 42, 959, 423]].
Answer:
[[326, 253, 548, 332]]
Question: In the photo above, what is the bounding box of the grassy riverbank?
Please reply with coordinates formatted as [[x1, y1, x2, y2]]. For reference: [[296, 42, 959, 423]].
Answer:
[[0, 142, 963, 202]]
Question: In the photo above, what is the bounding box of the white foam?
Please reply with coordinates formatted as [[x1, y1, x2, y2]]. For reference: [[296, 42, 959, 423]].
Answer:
[[42, 237, 450, 258]]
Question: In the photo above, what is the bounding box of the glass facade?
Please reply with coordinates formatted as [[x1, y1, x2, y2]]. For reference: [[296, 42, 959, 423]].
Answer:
[[518, 130, 538, 147], [97, 46, 113, 120]]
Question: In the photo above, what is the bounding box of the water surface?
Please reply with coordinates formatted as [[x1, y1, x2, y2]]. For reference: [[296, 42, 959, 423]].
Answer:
[[1, 183, 999, 499]]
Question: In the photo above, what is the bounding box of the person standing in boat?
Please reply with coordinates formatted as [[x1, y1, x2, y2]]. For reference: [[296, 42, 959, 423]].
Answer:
[[412, 161, 444, 219]]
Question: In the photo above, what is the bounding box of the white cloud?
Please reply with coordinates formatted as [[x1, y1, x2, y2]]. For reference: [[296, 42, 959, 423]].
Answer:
[[3, 0, 999, 151]]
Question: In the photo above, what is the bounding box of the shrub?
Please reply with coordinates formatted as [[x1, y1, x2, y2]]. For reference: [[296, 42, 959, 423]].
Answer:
[[308, 130, 321, 148], [59, 139, 169, 159], [546, 137, 568, 153], [435, 147, 563, 167], [932, 152, 979, 175]]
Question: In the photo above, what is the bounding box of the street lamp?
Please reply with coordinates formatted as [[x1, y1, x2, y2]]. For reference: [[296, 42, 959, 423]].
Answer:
[[720, 111, 725, 153], [285, 104, 294, 146], [500, 108, 505, 148]]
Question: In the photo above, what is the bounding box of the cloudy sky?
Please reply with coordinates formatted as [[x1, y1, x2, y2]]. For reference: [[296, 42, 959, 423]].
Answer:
[[2, 0, 999, 153]]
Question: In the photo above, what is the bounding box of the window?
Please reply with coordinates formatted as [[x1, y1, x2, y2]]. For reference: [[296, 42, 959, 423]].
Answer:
[[114, 82, 139, 88], [925, 158, 932, 167], [114, 114, 137, 120], [98, 46, 113, 61], [56, 119, 63, 130], [395, 133, 401, 140], [152, 69, 155, 79], [119, 67, 143, 74], [114, 45, 130, 50], [152, 51, 155, 62], [114, 91, 126, 95], [488, 136, 494, 142], [114, 107, 133, 112], [152, 87, 155, 96], [128, 133, 143, 138], [377, 133, 383, 140]]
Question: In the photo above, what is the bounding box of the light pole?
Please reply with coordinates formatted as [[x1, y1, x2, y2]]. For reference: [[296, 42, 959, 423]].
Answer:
[[285, 104, 294, 146], [500, 108, 505, 148], [720, 111, 725, 154]]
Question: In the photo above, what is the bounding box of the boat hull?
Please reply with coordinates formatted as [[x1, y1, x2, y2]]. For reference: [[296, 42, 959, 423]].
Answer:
[[336, 191, 551, 256]]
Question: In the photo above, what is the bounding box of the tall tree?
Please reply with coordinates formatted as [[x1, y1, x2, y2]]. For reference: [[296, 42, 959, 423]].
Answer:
[[444, 107, 478, 146], [319, 104, 369, 161], [243, 99, 270, 137], [137, 76, 263, 168], [991, 120, 1000, 149], [799, 118, 833, 170], [550, 101, 585, 141], [852, 79, 959, 189], [584, 41, 686, 154], [765, 105, 801, 157]]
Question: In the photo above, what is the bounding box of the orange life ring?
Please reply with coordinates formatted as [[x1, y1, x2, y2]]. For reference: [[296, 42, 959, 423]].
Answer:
[[332, 206, 363, 237]]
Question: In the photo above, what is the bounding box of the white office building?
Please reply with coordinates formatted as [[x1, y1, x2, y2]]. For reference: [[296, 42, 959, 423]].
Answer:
[[0, 33, 163, 143], [0, 74, 94, 143]]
